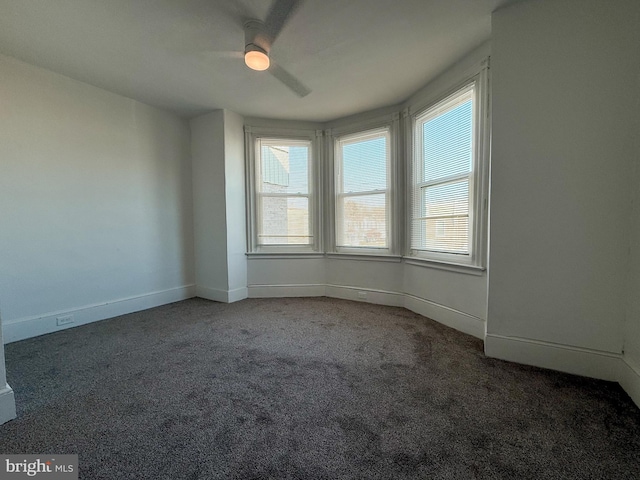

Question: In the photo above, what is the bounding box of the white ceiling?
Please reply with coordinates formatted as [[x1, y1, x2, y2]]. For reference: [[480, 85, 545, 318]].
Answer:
[[0, 0, 514, 122]]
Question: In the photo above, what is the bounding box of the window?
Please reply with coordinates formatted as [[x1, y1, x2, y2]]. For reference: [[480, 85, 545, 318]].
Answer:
[[254, 138, 314, 248], [410, 78, 487, 268], [335, 128, 391, 251]]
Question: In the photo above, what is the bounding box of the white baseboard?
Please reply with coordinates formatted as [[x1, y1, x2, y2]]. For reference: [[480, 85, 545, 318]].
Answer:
[[325, 284, 404, 307], [405, 295, 485, 340], [196, 285, 248, 303], [3, 285, 196, 344], [195, 286, 228, 302], [484, 333, 621, 381], [248, 284, 326, 298], [620, 356, 640, 409], [228, 287, 249, 303], [0, 384, 16, 425]]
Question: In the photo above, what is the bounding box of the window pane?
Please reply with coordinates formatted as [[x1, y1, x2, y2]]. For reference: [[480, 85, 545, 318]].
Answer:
[[336, 129, 390, 250], [422, 98, 472, 182], [342, 136, 387, 192], [338, 194, 387, 248], [260, 144, 308, 194], [416, 179, 469, 254], [259, 196, 310, 245], [415, 216, 469, 254], [423, 180, 469, 218]]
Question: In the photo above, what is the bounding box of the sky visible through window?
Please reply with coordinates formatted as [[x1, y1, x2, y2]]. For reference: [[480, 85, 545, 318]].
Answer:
[[423, 99, 472, 181], [281, 146, 308, 193], [342, 137, 387, 193]]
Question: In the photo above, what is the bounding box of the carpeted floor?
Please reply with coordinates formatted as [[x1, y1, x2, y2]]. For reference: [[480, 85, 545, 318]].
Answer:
[[1, 297, 639, 479]]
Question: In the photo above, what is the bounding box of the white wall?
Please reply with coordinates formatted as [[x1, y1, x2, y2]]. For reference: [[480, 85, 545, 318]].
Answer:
[[404, 265, 486, 320], [223, 110, 248, 298], [191, 109, 247, 303], [623, 80, 640, 404], [191, 111, 229, 298], [327, 259, 403, 294], [0, 54, 195, 343], [487, 0, 640, 380], [248, 258, 326, 297]]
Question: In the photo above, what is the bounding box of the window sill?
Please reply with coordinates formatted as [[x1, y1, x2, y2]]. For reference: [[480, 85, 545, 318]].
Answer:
[[326, 252, 402, 263], [245, 251, 485, 274], [403, 257, 486, 276], [246, 252, 325, 260]]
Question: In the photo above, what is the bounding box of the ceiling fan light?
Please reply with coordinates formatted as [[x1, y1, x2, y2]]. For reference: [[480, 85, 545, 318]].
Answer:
[[245, 50, 270, 71]]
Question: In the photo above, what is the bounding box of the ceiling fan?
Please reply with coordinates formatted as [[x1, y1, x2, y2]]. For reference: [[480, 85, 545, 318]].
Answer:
[[227, 0, 311, 97]]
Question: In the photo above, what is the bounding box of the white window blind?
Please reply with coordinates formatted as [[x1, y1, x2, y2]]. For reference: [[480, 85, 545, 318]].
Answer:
[[335, 128, 390, 249], [256, 139, 312, 246], [412, 84, 475, 255]]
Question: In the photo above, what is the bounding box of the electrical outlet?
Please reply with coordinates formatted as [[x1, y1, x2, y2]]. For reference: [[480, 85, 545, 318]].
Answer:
[[357, 291, 367, 300], [56, 315, 74, 326]]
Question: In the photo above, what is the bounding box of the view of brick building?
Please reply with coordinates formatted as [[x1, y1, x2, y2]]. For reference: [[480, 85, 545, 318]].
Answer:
[[260, 145, 310, 245]]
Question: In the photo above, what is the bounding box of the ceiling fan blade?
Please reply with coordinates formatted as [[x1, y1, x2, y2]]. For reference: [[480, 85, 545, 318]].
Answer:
[[187, 50, 243, 66], [264, 0, 304, 43], [205, 51, 244, 59], [217, 0, 256, 26], [269, 62, 311, 97]]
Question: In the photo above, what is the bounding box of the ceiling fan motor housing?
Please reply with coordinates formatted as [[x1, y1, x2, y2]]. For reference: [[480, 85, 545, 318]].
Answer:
[[244, 20, 271, 56]]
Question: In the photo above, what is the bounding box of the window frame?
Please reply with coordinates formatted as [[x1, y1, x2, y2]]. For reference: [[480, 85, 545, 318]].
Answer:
[[326, 114, 400, 257], [245, 126, 323, 255], [406, 64, 489, 271], [334, 126, 392, 254]]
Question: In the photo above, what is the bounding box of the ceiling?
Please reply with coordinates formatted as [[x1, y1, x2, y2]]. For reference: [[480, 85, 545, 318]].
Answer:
[[0, 0, 514, 122]]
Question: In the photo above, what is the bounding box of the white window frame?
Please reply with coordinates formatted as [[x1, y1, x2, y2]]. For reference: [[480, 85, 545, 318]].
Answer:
[[334, 127, 392, 254], [326, 114, 401, 258], [245, 126, 322, 255], [406, 64, 489, 271]]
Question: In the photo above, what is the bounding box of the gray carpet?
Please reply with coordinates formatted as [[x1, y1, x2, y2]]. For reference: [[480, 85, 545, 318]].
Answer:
[[1, 297, 639, 479]]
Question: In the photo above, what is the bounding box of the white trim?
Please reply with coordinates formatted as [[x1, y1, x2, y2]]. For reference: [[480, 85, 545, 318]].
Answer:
[[245, 126, 322, 254], [404, 294, 485, 339], [246, 252, 325, 260], [228, 287, 249, 303], [195, 286, 228, 302], [334, 126, 392, 254], [0, 384, 16, 425], [327, 115, 401, 257], [325, 284, 404, 307], [403, 257, 486, 276], [484, 334, 621, 381], [2, 285, 196, 344], [326, 253, 402, 263], [620, 356, 640, 410], [195, 286, 248, 303], [244, 125, 320, 137], [328, 111, 399, 137], [248, 284, 326, 298], [406, 59, 490, 269]]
